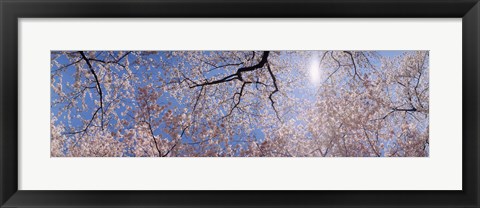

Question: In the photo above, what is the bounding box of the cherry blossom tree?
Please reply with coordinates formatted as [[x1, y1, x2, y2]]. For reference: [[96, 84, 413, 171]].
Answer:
[[51, 50, 428, 157]]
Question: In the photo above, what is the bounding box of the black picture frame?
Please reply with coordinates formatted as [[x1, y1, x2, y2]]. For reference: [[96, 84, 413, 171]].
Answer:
[[1, 0, 479, 207]]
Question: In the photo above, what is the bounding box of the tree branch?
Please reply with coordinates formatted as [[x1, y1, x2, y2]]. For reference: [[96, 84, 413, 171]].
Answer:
[[343, 51, 364, 81], [79, 51, 105, 130], [145, 121, 162, 157], [186, 51, 282, 121], [266, 63, 281, 121], [189, 51, 270, 88]]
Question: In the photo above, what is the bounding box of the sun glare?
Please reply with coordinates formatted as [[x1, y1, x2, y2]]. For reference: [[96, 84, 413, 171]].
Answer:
[[309, 58, 321, 85]]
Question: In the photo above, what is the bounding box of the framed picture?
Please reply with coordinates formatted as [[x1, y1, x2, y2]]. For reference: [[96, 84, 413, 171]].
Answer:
[[1, 0, 479, 207]]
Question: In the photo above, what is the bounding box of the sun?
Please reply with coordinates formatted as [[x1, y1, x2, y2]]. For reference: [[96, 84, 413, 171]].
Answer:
[[308, 58, 321, 85]]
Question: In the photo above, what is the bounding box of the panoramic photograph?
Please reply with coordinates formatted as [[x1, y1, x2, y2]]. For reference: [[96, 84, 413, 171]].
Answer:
[[51, 50, 429, 157]]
